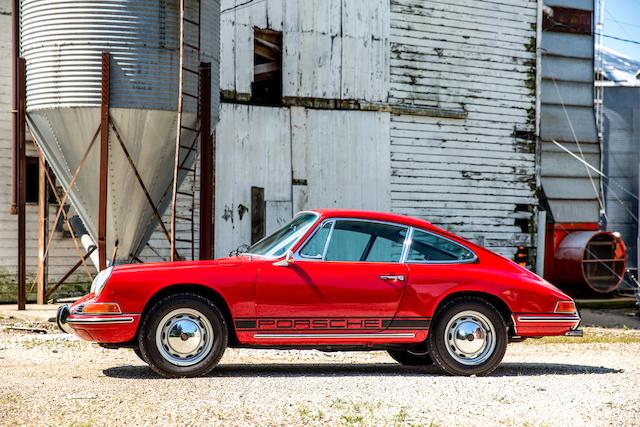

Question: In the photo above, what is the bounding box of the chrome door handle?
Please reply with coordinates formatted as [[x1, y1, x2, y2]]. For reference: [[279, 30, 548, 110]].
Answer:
[[379, 275, 405, 282]]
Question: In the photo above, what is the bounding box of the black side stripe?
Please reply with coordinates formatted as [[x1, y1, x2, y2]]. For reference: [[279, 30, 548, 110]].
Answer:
[[382, 319, 431, 329]]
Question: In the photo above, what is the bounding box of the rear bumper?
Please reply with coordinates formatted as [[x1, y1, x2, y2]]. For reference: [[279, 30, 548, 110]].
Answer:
[[513, 313, 582, 337], [57, 303, 139, 343]]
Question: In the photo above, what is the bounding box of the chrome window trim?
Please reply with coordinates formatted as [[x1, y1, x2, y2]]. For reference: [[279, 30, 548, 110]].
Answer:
[[298, 219, 335, 260], [399, 227, 414, 263], [245, 211, 321, 259], [294, 217, 410, 264], [403, 227, 478, 265]]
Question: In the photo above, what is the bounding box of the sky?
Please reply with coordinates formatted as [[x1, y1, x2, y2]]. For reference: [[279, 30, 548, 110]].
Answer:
[[603, 0, 640, 60]]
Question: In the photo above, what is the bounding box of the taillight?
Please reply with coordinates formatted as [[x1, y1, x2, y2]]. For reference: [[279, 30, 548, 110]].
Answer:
[[554, 301, 577, 314], [82, 302, 121, 315]]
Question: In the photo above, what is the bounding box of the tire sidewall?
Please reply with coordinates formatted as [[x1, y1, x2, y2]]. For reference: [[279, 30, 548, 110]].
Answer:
[[429, 299, 507, 376], [139, 294, 227, 378]]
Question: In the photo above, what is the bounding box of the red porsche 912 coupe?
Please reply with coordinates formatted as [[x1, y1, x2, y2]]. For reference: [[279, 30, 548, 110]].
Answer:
[[58, 209, 582, 378]]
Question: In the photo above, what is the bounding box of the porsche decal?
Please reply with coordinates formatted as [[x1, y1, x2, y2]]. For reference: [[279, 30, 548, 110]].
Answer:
[[234, 317, 431, 331]]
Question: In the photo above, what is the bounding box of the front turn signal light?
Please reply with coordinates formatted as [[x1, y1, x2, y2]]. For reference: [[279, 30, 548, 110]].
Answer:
[[554, 301, 577, 314], [82, 302, 121, 315]]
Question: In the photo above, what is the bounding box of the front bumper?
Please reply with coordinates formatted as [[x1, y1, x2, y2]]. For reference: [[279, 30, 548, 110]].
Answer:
[[56, 304, 74, 334], [56, 303, 139, 343]]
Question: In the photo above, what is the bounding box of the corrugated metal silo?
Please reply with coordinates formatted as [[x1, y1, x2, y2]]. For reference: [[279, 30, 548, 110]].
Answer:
[[20, 0, 220, 263]]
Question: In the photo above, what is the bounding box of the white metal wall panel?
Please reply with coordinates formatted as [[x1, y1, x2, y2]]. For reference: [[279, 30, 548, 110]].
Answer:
[[220, 0, 389, 101], [291, 107, 391, 213], [388, 0, 538, 257], [540, 0, 600, 223], [214, 104, 293, 257], [602, 87, 640, 268], [545, 0, 594, 11]]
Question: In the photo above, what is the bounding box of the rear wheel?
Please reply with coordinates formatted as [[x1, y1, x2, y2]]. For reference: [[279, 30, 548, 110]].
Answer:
[[387, 348, 433, 366], [428, 297, 507, 376], [138, 293, 228, 378]]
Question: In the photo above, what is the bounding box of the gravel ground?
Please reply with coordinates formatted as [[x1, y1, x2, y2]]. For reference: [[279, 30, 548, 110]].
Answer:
[[0, 319, 639, 427]]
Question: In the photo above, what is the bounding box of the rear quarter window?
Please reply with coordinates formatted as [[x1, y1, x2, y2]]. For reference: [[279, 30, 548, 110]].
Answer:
[[407, 229, 475, 263]]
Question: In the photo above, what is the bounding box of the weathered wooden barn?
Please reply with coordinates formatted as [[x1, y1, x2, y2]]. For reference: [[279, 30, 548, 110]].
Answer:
[[0, 0, 541, 301], [209, 0, 539, 260]]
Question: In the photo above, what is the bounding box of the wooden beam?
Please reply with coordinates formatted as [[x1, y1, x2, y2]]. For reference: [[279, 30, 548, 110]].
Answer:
[[254, 62, 280, 75], [36, 157, 48, 304], [254, 44, 278, 62], [255, 36, 281, 52]]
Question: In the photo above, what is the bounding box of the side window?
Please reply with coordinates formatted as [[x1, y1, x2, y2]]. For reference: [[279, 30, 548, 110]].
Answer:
[[407, 229, 475, 263], [324, 220, 407, 263], [299, 222, 332, 259]]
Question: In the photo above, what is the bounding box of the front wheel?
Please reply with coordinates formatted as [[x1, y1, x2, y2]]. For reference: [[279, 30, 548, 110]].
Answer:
[[428, 297, 507, 376], [138, 293, 228, 378]]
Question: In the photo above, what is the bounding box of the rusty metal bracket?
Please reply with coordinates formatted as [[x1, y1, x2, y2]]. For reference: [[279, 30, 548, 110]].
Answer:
[[98, 51, 110, 270], [41, 127, 100, 263]]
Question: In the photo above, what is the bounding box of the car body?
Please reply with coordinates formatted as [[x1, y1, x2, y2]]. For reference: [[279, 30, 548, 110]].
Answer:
[[58, 209, 582, 377]]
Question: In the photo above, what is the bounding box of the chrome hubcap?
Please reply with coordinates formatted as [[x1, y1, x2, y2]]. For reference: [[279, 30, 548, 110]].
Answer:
[[445, 310, 495, 366], [156, 308, 214, 367]]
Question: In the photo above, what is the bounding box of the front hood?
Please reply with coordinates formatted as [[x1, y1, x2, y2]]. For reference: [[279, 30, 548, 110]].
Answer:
[[112, 257, 246, 274]]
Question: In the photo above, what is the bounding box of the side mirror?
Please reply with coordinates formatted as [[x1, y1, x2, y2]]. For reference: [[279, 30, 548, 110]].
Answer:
[[273, 250, 295, 267]]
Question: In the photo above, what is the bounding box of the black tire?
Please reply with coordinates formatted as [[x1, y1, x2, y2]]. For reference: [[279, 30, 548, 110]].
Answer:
[[132, 347, 147, 363], [387, 348, 434, 366], [138, 292, 228, 378], [428, 297, 507, 376]]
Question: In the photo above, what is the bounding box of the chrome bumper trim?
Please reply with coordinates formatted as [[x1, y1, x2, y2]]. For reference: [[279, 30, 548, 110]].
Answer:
[[56, 304, 74, 334], [516, 316, 581, 323], [66, 317, 135, 325], [254, 333, 415, 339]]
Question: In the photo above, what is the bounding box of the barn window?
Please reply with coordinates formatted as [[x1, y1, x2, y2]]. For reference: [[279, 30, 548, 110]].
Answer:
[[252, 28, 282, 106], [542, 6, 592, 35], [25, 156, 40, 204]]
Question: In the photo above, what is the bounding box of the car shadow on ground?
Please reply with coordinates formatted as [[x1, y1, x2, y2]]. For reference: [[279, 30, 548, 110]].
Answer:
[[103, 362, 621, 379]]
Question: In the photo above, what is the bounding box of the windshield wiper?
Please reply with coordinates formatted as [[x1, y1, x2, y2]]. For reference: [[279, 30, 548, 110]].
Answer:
[[229, 244, 250, 257]]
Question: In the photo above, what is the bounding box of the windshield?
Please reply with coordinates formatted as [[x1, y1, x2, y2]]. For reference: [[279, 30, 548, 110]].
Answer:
[[246, 212, 319, 257]]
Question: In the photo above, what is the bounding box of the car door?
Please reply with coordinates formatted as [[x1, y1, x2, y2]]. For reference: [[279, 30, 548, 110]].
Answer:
[[255, 219, 410, 332], [401, 228, 478, 316]]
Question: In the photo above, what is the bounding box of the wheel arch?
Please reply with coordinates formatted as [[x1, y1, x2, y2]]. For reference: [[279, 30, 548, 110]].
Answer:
[[432, 291, 515, 336], [139, 283, 239, 346]]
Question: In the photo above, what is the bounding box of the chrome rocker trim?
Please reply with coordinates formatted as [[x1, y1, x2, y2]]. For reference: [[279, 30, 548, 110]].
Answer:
[[254, 333, 416, 339], [516, 316, 581, 323]]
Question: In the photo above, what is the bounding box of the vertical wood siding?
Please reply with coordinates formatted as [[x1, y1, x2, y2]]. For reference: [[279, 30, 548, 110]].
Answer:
[[220, 0, 389, 101], [213, 104, 391, 258], [388, 0, 538, 257]]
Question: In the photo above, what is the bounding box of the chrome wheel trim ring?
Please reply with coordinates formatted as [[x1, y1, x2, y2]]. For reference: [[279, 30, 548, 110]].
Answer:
[[444, 310, 496, 366], [155, 308, 214, 367]]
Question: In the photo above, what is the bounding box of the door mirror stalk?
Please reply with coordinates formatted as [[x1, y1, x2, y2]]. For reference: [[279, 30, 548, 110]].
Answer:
[[273, 250, 295, 267]]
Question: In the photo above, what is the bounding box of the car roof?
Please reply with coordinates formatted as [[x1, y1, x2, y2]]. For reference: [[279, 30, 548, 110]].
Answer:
[[308, 209, 434, 230]]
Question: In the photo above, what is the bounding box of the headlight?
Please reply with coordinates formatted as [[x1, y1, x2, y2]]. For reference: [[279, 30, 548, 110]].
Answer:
[[90, 267, 113, 297]]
